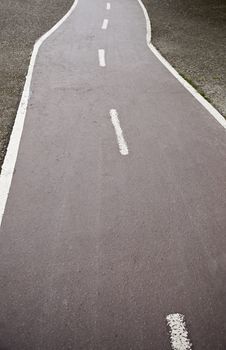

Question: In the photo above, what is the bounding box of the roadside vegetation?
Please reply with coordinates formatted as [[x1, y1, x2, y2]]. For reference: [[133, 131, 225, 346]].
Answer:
[[0, 0, 73, 169], [143, 0, 226, 118]]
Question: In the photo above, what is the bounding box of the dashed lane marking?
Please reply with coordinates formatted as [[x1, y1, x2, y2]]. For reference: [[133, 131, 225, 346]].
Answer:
[[109, 109, 129, 156], [166, 313, 192, 350], [106, 2, 111, 10], [98, 49, 106, 67], [102, 19, 109, 30]]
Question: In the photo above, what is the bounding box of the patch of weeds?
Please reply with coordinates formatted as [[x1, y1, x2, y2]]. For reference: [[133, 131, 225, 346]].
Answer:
[[178, 71, 226, 118], [179, 72, 212, 103]]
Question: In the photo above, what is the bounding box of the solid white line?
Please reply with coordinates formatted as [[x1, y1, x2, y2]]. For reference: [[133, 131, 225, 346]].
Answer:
[[98, 49, 106, 67], [102, 19, 109, 30], [137, 0, 226, 129], [106, 2, 111, 10], [166, 314, 192, 350], [0, 0, 79, 227], [109, 109, 129, 155]]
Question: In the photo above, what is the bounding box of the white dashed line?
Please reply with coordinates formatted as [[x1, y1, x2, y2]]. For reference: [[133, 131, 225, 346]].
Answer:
[[166, 314, 192, 350], [109, 109, 129, 156], [102, 19, 109, 30], [98, 49, 106, 67], [106, 2, 111, 10]]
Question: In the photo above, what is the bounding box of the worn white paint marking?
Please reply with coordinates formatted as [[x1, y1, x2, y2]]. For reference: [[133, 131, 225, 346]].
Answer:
[[110, 109, 129, 155], [0, 0, 79, 227], [166, 314, 192, 350], [102, 19, 109, 30], [137, 0, 226, 129], [106, 2, 111, 10], [98, 49, 106, 67]]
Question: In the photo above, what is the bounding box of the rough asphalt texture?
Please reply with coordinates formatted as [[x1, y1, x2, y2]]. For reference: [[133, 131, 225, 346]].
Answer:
[[0, 0, 226, 349], [0, 0, 73, 169], [143, 0, 226, 117]]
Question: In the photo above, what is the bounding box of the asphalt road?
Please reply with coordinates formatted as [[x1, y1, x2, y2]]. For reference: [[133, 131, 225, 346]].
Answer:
[[0, 0, 226, 349]]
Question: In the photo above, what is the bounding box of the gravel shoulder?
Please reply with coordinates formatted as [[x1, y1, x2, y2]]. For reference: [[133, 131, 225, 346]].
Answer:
[[0, 0, 73, 169], [143, 0, 226, 118]]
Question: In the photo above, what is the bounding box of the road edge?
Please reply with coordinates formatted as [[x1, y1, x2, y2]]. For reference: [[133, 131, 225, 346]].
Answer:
[[137, 0, 226, 129], [0, 0, 79, 227]]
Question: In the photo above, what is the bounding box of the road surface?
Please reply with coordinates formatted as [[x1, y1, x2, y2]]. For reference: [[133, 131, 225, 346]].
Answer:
[[0, 0, 226, 348]]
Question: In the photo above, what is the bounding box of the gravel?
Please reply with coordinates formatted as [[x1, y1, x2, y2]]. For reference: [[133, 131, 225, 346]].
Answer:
[[0, 0, 73, 169], [143, 0, 226, 118]]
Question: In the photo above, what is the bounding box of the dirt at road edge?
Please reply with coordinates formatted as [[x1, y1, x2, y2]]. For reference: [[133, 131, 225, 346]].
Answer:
[[143, 0, 226, 119]]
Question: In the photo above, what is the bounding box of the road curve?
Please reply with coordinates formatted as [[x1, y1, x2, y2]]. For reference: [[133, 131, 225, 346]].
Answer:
[[0, 0, 226, 349]]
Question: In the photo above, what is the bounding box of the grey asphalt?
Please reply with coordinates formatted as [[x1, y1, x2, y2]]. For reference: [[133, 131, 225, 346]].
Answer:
[[0, 0, 226, 349]]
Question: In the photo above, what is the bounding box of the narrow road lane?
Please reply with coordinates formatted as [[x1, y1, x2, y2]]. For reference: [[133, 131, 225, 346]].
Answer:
[[0, 0, 226, 349]]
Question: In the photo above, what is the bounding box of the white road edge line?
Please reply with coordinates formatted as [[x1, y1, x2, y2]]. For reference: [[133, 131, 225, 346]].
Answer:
[[137, 0, 226, 129], [102, 19, 109, 30], [109, 109, 129, 156], [98, 49, 106, 67], [106, 2, 111, 10], [166, 313, 192, 350], [0, 0, 79, 228]]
